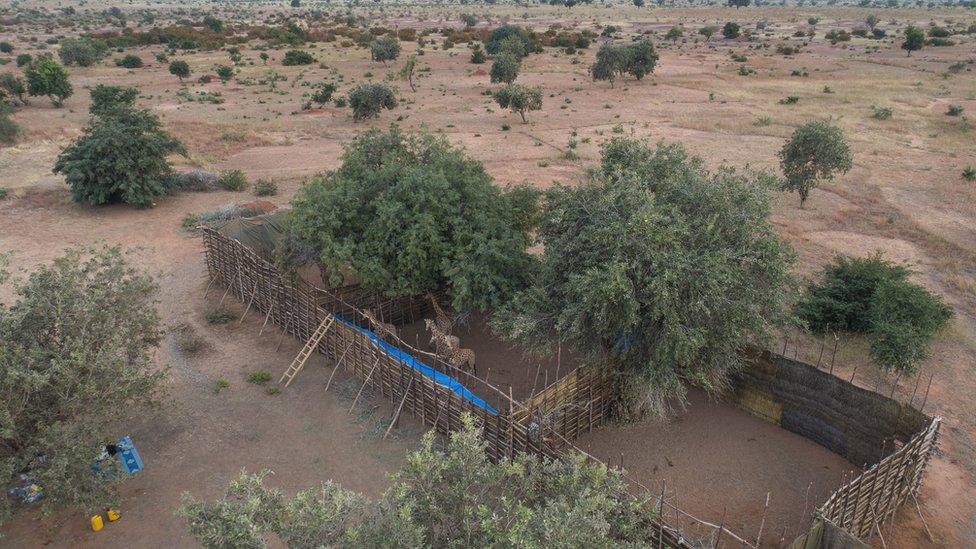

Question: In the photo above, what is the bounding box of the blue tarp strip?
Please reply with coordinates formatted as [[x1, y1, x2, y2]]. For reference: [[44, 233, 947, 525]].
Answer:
[[334, 315, 499, 415]]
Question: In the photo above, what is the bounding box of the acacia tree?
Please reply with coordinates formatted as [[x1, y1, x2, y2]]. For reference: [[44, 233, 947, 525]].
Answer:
[[590, 40, 658, 87], [179, 416, 658, 548], [493, 84, 542, 123], [778, 121, 852, 206], [169, 59, 191, 82], [25, 55, 72, 107], [490, 52, 520, 84], [493, 138, 796, 418], [53, 89, 185, 207], [347, 83, 397, 121], [0, 247, 166, 525], [902, 25, 924, 56], [289, 126, 538, 310], [369, 36, 401, 65]]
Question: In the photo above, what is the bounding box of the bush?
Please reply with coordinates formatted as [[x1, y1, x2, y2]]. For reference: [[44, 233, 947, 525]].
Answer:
[[205, 307, 235, 324], [722, 22, 741, 39], [310, 82, 336, 105], [347, 83, 397, 121], [470, 47, 486, 64], [246, 371, 272, 384], [963, 166, 976, 181], [946, 104, 964, 116], [825, 29, 852, 44], [797, 253, 951, 374], [219, 170, 248, 191], [489, 52, 520, 84], [15, 53, 31, 67], [0, 42, 11, 54], [115, 54, 143, 68], [0, 247, 166, 524], [179, 416, 658, 547], [0, 116, 21, 145], [282, 49, 314, 66], [290, 126, 537, 310], [169, 59, 191, 82], [53, 101, 185, 207], [369, 36, 400, 65], [25, 55, 72, 107], [871, 105, 893, 120], [253, 178, 277, 197], [58, 37, 107, 67], [0, 72, 28, 105], [485, 25, 535, 55], [89, 84, 138, 117], [172, 169, 221, 192]]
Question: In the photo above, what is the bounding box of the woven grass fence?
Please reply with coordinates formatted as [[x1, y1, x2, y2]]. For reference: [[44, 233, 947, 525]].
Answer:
[[202, 228, 689, 547]]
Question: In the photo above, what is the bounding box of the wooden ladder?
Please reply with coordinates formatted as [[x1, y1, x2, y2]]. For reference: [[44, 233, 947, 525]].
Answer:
[[279, 315, 336, 387]]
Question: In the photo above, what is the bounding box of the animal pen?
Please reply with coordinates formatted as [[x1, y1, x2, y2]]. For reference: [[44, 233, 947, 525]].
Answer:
[[202, 223, 941, 548]]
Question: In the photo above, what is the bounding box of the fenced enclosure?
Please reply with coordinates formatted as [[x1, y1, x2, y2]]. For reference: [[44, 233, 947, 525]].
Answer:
[[202, 226, 940, 548]]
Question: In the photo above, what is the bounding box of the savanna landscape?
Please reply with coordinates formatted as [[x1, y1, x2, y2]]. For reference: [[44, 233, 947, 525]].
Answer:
[[0, 0, 974, 547]]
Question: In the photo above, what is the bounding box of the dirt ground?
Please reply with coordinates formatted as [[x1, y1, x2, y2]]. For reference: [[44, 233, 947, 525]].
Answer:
[[1, 2, 975, 547]]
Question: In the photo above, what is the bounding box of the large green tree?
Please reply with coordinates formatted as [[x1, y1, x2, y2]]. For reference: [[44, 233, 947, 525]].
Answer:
[[778, 121, 852, 206], [493, 84, 542, 123], [53, 90, 185, 207], [0, 247, 166, 525], [493, 138, 796, 417], [25, 55, 73, 107], [590, 40, 658, 87], [178, 416, 658, 548], [289, 126, 537, 310]]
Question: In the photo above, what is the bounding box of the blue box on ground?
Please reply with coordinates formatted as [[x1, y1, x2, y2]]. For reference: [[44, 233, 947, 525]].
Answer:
[[116, 436, 144, 474]]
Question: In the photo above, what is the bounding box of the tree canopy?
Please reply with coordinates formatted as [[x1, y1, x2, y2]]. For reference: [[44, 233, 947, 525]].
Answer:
[[25, 55, 72, 107], [53, 89, 185, 207], [369, 36, 401, 65], [796, 253, 951, 375], [902, 25, 924, 56], [347, 83, 397, 121], [0, 247, 166, 525], [493, 138, 796, 417], [493, 84, 542, 123], [489, 52, 520, 84], [485, 25, 535, 55], [179, 416, 659, 548], [778, 121, 852, 206], [289, 126, 537, 310], [590, 40, 658, 87]]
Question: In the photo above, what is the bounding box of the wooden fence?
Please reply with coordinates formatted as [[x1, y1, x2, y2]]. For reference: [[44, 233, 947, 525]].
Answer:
[[815, 416, 941, 539], [202, 227, 939, 548]]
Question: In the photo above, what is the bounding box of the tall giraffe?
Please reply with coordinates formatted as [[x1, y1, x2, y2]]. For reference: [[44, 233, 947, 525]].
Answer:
[[362, 309, 398, 342], [424, 319, 476, 375], [427, 293, 454, 333]]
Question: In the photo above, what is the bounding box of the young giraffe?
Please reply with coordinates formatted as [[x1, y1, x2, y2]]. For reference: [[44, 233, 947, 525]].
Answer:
[[362, 309, 398, 342], [424, 319, 476, 375], [424, 318, 459, 356]]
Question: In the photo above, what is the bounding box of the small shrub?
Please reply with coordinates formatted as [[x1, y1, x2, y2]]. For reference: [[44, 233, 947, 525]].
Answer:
[[348, 83, 397, 121], [779, 95, 800, 105], [871, 105, 893, 120], [0, 116, 21, 145], [175, 324, 204, 354], [219, 170, 248, 191], [282, 49, 314, 66], [115, 54, 143, 68], [963, 166, 976, 181], [253, 178, 278, 197], [212, 378, 230, 394], [0, 187, 8, 200], [247, 370, 272, 385], [205, 307, 235, 324], [15, 53, 31, 67], [946, 104, 964, 116]]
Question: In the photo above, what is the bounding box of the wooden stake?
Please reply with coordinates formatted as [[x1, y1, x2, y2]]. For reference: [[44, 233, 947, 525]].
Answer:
[[755, 492, 770, 546], [384, 377, 414, 439], [349, 357, 381, 413], [324, 340, 354, 393], [715, 507, 727, 548], [238, 279, 259, 324]]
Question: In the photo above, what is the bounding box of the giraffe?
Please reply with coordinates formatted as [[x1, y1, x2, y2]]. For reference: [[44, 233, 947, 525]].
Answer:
[[362, 309, 398, 342], [424, 318, 459, 356], [424, 319, 476, 375], [427, 293, 454, 333]]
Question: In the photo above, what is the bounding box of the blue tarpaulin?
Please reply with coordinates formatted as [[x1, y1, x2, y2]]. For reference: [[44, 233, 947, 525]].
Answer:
[[116, 436, 144, 474], [335, 316, 498, 415]]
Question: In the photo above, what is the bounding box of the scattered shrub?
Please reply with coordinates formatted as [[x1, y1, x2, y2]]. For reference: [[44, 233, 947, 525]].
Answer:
[[946, 104, 964, 116], [115, 54, 143, 68], [871, 105, 893, 120], [246, 371, 272, 385], [205, 307, 235, 324], [25, 55, 73, 107], [282, 49, 314, 66], [219, 170, 248, 192], [253, 178, 277, 197], [347, 83, 397, 121]]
